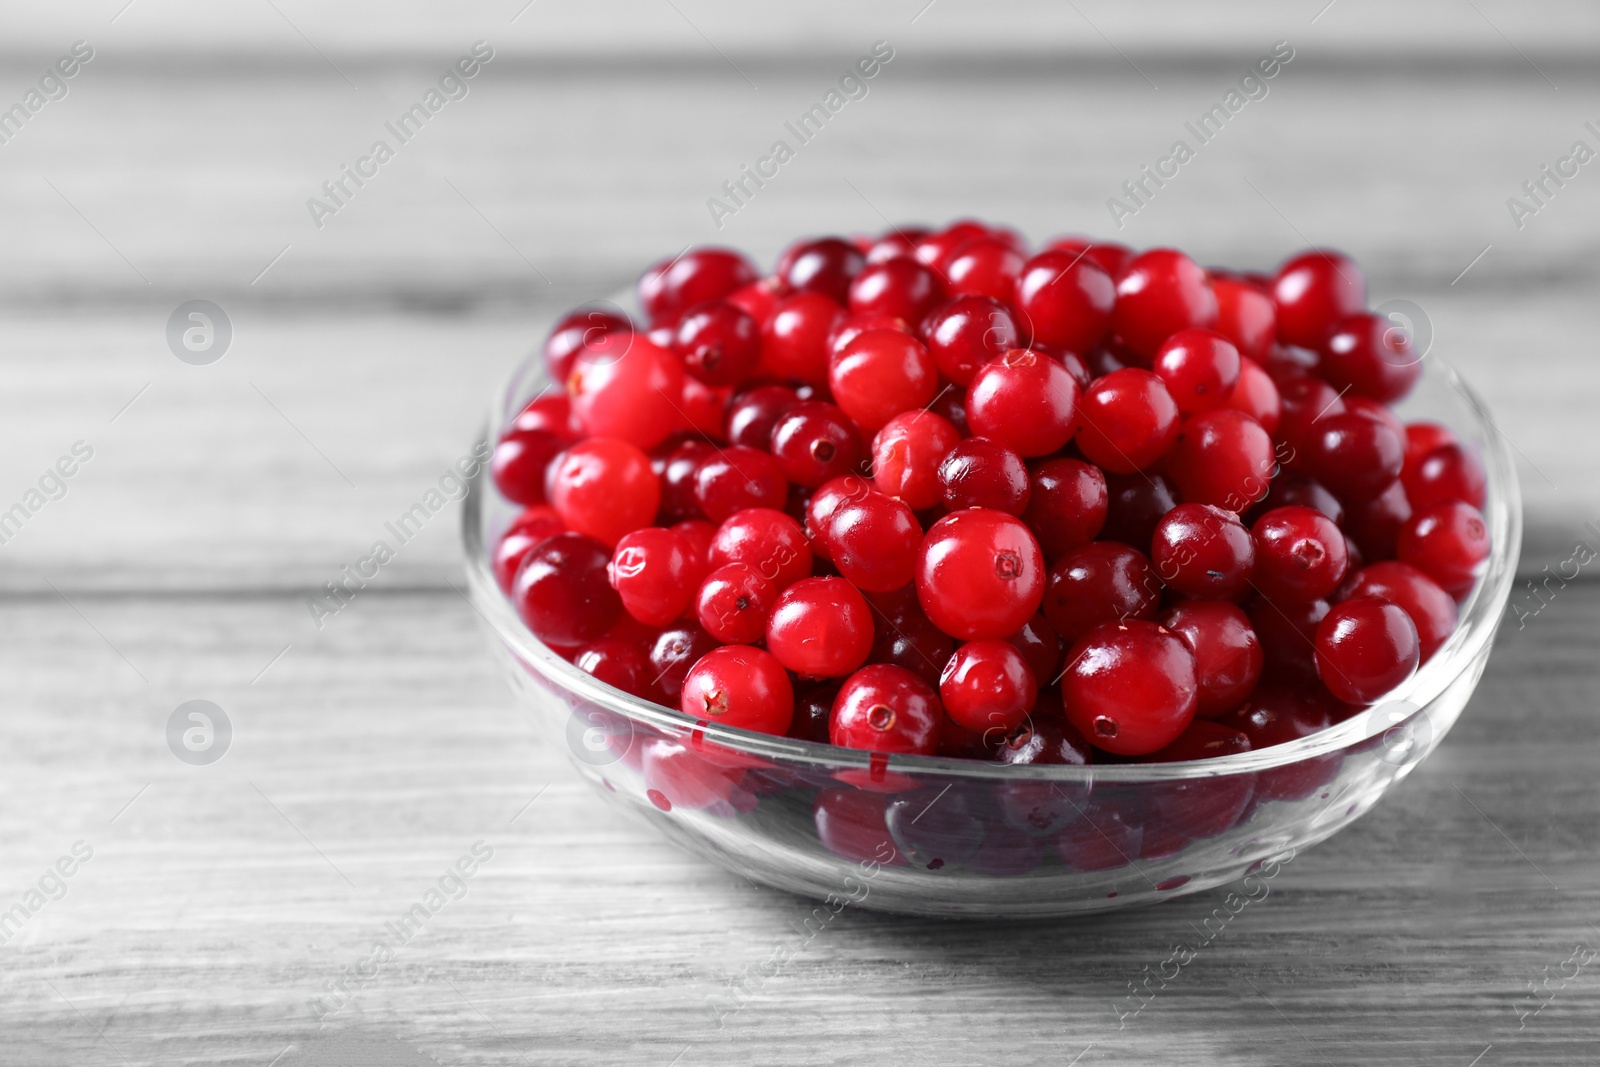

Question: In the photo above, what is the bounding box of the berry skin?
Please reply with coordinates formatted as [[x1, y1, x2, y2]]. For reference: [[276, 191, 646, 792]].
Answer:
[[708, 507, 813, 591], [1006, 612, 1063, 688], [1397, 500, 1491, 599], [1212, 275, 1276, 361], [547, 438, 661, 548], [673, 300, 761, 386], [946, 238, 1025, 303], [760, 292, 845, 386], [567, 335, 685, 450], [1314, 595, 1420, 704], [1226, 357, 1282, 435], [1022, 458, 1107, 557], [921, 295, 1018, 386], [965, 349, 1081, 458], [513, 532, 622, 647], [1403, 421, 1457, 471], [655, 438, 714, 524], [1165, 409, 1276, 512], [693, 446, 788, 523], [1060, 620, 1199, 756], [1160, 601, 1263, 718], [1344, 479, 1412, 563], [574, 635, 654, 698], [1274, 374, 1347, 467], [1307, 411, 1405, 502], [1100, 470, 1178, 549], [1320, 311, 1422, 404], [1339, 561, 1458, 662], [1248, 594, 1330, 684], [868, 597, 956, 688], [916, 509, 1047, 641], [1402, 443, 1487, 511], [544, 307, 633, 385], [1041, 541, 1162, 645], [1012, 250, 1116, 354], [848, 258, 944, 324], [639, 246, 758, 328], [939, 437, 1031, 516], [769, 401, 865, 488], [830, 663, 943, 755], [827, 490, 922, 592], [766, 576, 875, 678], [1043, 235, 1134, 279], [1112, 249, 1219, 362], [726, 385, 799, 449], [1251, 505, 1350, 602], [1153, 328, 1241, 414], [872, 410, 963, 510], [680, 645, 794, 735], [1151, 502, 1255, 600], [939, 640, 1037, 735], [649, 624, 720, 703], [1271, 249, 1367, 350], [695, 563, 777, 644], [493, 505, 566, 591], [608, 526, 701, 626], [829, 328, 939, 433], [725, 278, 781, 324], [777, 236, 865, 304], [492, 425, 568, 506], [1074, 368, 1181, 474]]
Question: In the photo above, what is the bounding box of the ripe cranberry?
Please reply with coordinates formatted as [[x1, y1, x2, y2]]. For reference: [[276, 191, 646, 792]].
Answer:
[[1043, 235, 1134, 279], [965, 349, 1080, 458], [1314, 596, 1420, 704], [1306, 411, 1404, 502], [726, 278, 780, 324], [1248, 594, 1330, 683], [813, 787, 906, 866], [829, 328, 938, 433], [1226, 357, 1282, 435], [1013, 250, 1116, 354], [1060, 620, 1198, 756], [1320, 311, 1422, 404], [868, 597, 956, 688], [1112, 249, 1219, 362], [769, 401, 864, 488], [567, 336, 685, 450], [829, 310, 908, 360], [939, 437, 1031, 516], [1153, 328, 1241, 414], [1397, 500, 1490, 599], [1254, 474, 1344, 528], [827, 489, 921, 591], [996, 711, 1094, 767], [671, 518, 715, 566], [655, 438, 713, 523], [546, 438, 660, 547], [1212, 275, 1276, 361], [1006, 612, 1063, 688], [917, 219, 1023, 271], [1344, 479, 1412, 562], [544, 308, 633, 385], [1144, 720, 1255, 837], [725, 384, 798, 449], [1274, 374, 1346, 469], [1147, 718, 1252, 761], [830, 663, 943, 755], [573, 635, 653, 698], [1022, 459, 1107, 556], [1403, 443, 1487, 511], [1042, 541, 1161, 645], [1161, 601, 1263, 718], [649, 624, 719, 703], [848, 258, 943, 324], [673, 300, 760, 386], [872, 410, 962, 510], [492, 425, 568, 506], [1404, 421, 1457, 471], [510, 391, 580, 438], [1100, 471, 1178, 549], [512, 532, 621, 647], [1271, 249, 1366, 350], [916, 509, 1046, 641], [1151, 503, 1255, 600], [708, 506, 812, 591], [777, 236, 865, 304], [1215, 685, 1337, 800], [493, 505, 565, 591], [695, 562, 777, 644], [765, 576, 875, 679], [789, 684, 838, 743], [639, 246, 758, 327], [1251, 505, 1349, 602], [1074, 368, 1180, 474], [1034, 343, 1094, 391], [946, 238, 1025, 303], [677, 378, 729, 439], [940, 640, 1037, 735], [693, 446, 787, 523], [920, 296, 1018, 386], [607, 526, 701, 626], [680, 645, 793, 734], [1166, 409, 1275, 511], [759, 292, 844, 386], [1339, 561, 1458, 662]]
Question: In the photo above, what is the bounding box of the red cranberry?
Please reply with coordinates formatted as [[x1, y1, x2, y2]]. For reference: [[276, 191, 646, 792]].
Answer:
[[655, 438, 713, 523], [1074, 368, 1180, 474], [996, 710, 1094, 767], [649, 624, 719, 703], [829, 310, 908, 360], [607, 526, 701, 626], [567, 336, 685, 450], [639, 246, 758, 328], [1017, 459, 1106, 557], [1251, 505, 1349, 602], [681, 645, 793, 734], [939, 437, 1031, 516], [917, 219, 1023, 271], [1320, 311, 1422, 404], [1344, 479, 1412, 562], [671, 518, 715, 567], [1227, 357, 1282, 435], [946, 238, 1025, 303], [673, 300, 760, 386], [1153, 328, 1241, 414], [708, 506, 812, 591], [695, 562, 777, 644], [1404, 421, 1457, 471], [766, 576, 875, 679], [1006, 612, 1063, 688], [872, 410, 962, 510], [965, 349, 1081, 458], [916, 509, 1046, 641], [759, 292, 845, 387], [920, 296, 1018, 386], [547, 438, 660, 547], [1215, 685, 1337, 799], [1161, 601, 1263, 718], [865, 225, 929, 263], [677, 378, 729, 439], [940, 640, 1037, 735], [830, 663, 943, 755], [725, 384, 799, 449], [1100, 471, 1178, 549], [1254, 474, 1344, 527], [1060, 620, 1198, 756], [1013, 250, 1116, 354], [769, 400, 865, 488], [848, 258, 943, 324], [788, 684, 838, 743], [1270, 249, 1366, 350], [804, 473, 871, 559], [1248, 594, 1330, 683], [513, 532, 621, 647], [1042, 540, 1162, 646], [1112, 249, 1219, 362], [492, 425, 568, 506], [1314, 595, 1419, 704], [1151, 503, 1255, 600], [1212, 275, 1276, 361], [510, 392, 580, 437], [829, 328, 938, 433], [1166, 409, 1276, 511], [1274, 374, 1346, 469], [726, 278, 780, 324], [777, 236, 865, 304], [693, 446, 788, 523], [1403, 443, 1487, 511], [493, 505, 565, 591], [827, 489, 922, 592], [573, 635, 653, 698], [544, 308, 633, 384], [1339, 561, 1458, 662], [1043, 235, 1134, 279], [1397, 500, 1490, 599], [868, 597, 956, 688], [1307, 411, 1404, 502], [1144, 720, 1255, 837]]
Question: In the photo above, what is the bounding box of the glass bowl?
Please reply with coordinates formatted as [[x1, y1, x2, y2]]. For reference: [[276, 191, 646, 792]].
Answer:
[[462, 312, 1521, 919]]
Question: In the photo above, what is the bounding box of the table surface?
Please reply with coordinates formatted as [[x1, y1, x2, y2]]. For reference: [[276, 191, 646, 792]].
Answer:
[[3, 2, 1600, 1064]]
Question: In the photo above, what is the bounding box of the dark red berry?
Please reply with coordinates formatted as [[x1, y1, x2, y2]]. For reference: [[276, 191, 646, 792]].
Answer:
[[768, 400, 864, 488], [1074, 368, 1180, 474], [1160, 600, 1263, 718], [946, 238, 1025, 303], [1042, 541, 1161, 645], [848, 257, 943, 324], [1251, 505, 1349, 602], [673, 300, 760, 386], [920, 295, 1018, 386], [1271, 249, 1366, 350], [492, 425, 568, 506], [1226, 357, 1282, 435], [868, 597, 956, 688], [544, 308, 633, 385], [493, 505, 565, 591], [693, 446, 788, 523], [1247, 594, 1330, 683], [639, 246, 758, 328], [1307, 411, 1404, 502], [1151, 503, 1256, 600], [1320, 311, 1422, 404], [1099, 471, 1178, 549], [1339, 561, 1458, 662], [777, 236, 865, 304], [1166, 409, 1276, 512], [1397, 500, 1490, 599], [655, 438, 713, 523], [1112, 249, 1218, 362], [1212, 275, 1276, 362], [1402, 443, 1487, 511], [513, 532, 621, 647], [1060, 620, 1198, 756], [649, 624, 719, 703], [938, 437, 1031, 516], [1153, 328, 1241, 414], [1314, 595, 1420, 704], [827, 489, 922, 592], [725, 384, 799, 449]]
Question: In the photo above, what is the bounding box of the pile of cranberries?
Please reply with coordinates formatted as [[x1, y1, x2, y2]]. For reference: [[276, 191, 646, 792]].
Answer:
[[491, 221, 1490, 767]]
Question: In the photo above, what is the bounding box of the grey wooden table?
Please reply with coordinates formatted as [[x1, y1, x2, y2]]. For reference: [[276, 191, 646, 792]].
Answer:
[[2, 2, 1599, 1063]]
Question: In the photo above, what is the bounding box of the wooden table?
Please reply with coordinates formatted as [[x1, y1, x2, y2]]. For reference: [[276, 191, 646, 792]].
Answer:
[[3, 2, 1598, 1063]]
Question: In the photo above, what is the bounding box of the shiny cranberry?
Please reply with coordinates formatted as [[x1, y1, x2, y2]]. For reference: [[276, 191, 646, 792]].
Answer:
[[572, 635, 653, 698], [649, 624, 719, 703], [512, 532, 621, 647], [1306, 411, 1404, 502], [1013, 250, 1116, 354], [493, 506, 565, 591], [1404, 421, 1457, 471], [788, 684, 838, 743], [543, 308, 633, 384], [1112, 249, 1219, 362], [725, 278, 780, 324], [1270, 249, 1366, 350], [1253, 474, 1344, 527], [946, 238, 1025, 303], [1151, 503, 1255, 600], [848, 257, 943, 324], [1166, 409, 1275, 511], [1251, 505, 1349, 602], [830, 664, 942, 755], [655, 438, 713, 523], [1226, 357, 1282, 435], [1006, 612, 1063, 688], [1339, 561, 1457, 662], [672, 300, 760, 387], [1344, 479, 1412, 562], [1215, 685, 1336, 799], [546, 438, 660, 547], [1043, 235, 1134, 279], [1314, 596, 1419, 704], [1015, 459, 1103, 557], [1144, 721, 1255, 837], [1036, 344, 1094, 391], [764, 576, 875, 679], [996, 711, 1094, 769], [1074, 368, 1180, 474], [1274, 374, 1346, 468], [769, 400, 864, 488], [920, 296, 1018, 386], [671, 518, 715, 567], [1042, 541, 1161, 646], [938, 437, 1031, 516], [1403, 443, 1487, 511], [708, 506, 812, 591], [1212, 275, 1276, 361], [868, 597, 956, 688], [917, 219, 1022, 272], [681, 645, 793, 734], [829, 310, 908, 359], [872, 410, 962, 511], [1161, 601, 1263, 718], [693, 446, 787, 523], [725, 384, 798, 449], [1397, 500, 1490, 599], [965, 349, 1080, 458], [1061, 620, 1198, 756], [1100, 471, 1178, 549], [510, 391, 580, 438], [1153, 328, 1241, 414], [916, 509, 1046, 641], [567, 335, 685, 450], [777, 236, 865, 304], [607, 526, 701, 626], [1248, 594, 1330, 683], [758, 292, 845, 387], [695, 562, 777, 644], [639, 246, 758, 327], [492, 425, 567, 506], [803, 473, 872, 559], [827, 489, 922, 592], [828, 328, 938, 434], [1320, 311, 1422, 404]]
